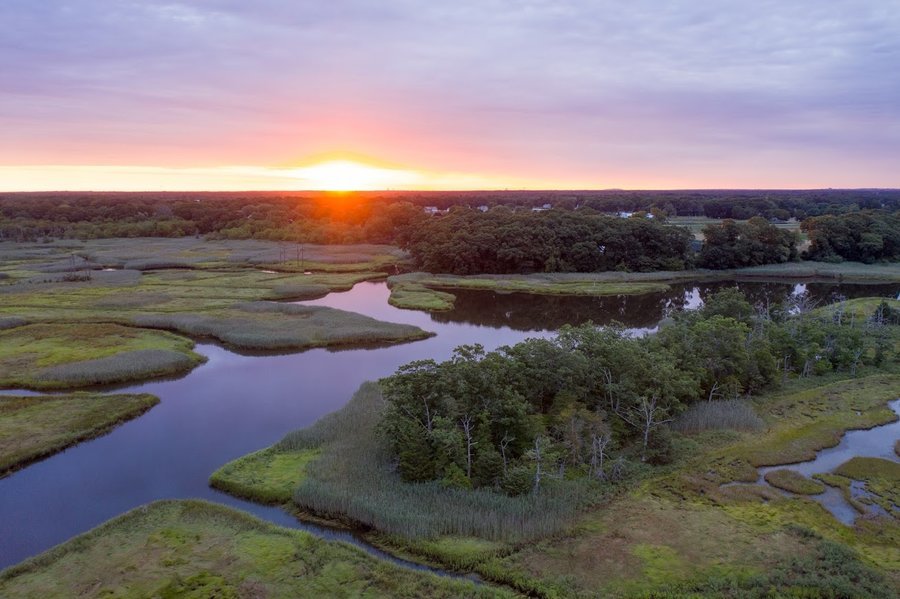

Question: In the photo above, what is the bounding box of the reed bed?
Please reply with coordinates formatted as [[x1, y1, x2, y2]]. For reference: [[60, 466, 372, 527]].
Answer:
[[33, 349, 200, 388], [133, 304, 430, 350], [280, 383, 590, 543], [672, 399, 765, 434]]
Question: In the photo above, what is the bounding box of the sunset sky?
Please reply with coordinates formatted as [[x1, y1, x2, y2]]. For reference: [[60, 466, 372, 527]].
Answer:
[[1, 1, 899, 191]]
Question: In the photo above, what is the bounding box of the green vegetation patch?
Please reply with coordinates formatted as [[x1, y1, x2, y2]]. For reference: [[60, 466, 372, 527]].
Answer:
[[133, 303, 431, 351], [835, 456, 900, 482], [0, 323, 205, 390], [731, 375, 900, 468], [387, 281, 456, 311], [763, 469, 826, 495], [210, 447, 319, 504], [387, 272, 670, 312], [0, 500, 506, 598], [0, 392, 158, 476]]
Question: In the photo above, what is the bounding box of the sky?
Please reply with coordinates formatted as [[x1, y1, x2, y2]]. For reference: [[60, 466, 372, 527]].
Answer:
[[1, 1, 899, 191]]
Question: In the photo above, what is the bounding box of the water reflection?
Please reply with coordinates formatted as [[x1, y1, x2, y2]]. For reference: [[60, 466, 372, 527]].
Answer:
[[429, 280, 899, 331]]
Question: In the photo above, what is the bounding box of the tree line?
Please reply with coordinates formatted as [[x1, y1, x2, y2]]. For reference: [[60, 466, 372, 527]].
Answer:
[[802, 211, 900, 263], [379, 289, 895, 494], [2, 193, 898, 272]]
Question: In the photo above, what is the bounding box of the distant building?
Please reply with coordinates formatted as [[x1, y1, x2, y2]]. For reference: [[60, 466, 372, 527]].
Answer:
[[423, 206, 448, 215], [532, 203, 552, 212], [477, 205, 489, 212]]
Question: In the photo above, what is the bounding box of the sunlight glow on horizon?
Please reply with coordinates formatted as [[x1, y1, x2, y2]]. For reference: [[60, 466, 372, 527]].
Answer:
[[0, 163, 609, 192], [285, 160, 422, 191]]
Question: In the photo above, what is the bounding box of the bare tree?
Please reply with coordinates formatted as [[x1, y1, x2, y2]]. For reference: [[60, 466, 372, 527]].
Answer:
[[617, 395, 672, 462], [530, 436, 546, 493], [589, 430, 612, 479], [499, 432, 514, 476], [460, 414, 476, 479]]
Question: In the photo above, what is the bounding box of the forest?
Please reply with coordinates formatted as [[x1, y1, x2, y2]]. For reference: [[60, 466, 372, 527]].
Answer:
[[379, 289, 897, 492], [1, 188, 898, 240], [1, 192, 898, 275], [802, 211, 900, 263]]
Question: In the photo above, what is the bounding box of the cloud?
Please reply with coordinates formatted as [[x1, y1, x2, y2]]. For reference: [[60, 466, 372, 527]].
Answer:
[[0, 0, 898, 187]]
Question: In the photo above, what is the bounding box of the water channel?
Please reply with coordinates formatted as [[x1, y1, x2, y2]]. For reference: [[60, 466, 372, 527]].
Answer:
[[1, 279, 897, 571]]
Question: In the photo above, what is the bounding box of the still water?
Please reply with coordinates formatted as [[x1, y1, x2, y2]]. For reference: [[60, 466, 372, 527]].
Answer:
[[0, 279, 897, 569]]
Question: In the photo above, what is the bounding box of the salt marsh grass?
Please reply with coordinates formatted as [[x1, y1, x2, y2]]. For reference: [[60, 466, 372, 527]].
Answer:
[[0, 323, 204, 390], [0, 500, 505, 598], [34, 349, 199, 388], [0, 392, 159, 475]]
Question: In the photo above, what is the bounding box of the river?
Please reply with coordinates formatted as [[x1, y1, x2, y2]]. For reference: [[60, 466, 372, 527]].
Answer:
[[0, 279, 897, 570]]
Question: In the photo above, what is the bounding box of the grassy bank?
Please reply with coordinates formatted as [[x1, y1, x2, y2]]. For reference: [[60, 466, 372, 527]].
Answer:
[[0, 500, 509, 598], [387, 262, 900, 311], [388, 272, 672, 311], [0, 323, 204, 390], [0, 392, 159, 476], [209, 446, 319, 504]]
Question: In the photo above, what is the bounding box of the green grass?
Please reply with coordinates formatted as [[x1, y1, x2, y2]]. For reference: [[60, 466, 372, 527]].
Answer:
[[0, 392, 159, 476], [0, 323, 205, 390], [0, 500, 510, 598], [835, 456, 900, 482], [131, 302, 432, 351], [812, 297, 900, 321], [209, 447, 320, 504], [387, 272, 671, 311], [728, 374, 900, 467], [763, 469, 826, 495]]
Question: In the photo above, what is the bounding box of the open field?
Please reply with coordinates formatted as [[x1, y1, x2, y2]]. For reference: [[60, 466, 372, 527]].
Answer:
[[668, 215, 803, 238], [0, 240, 432, 353], [0, 323, 204, 390], [0, 392, 158, 476], [0, 500, 509, 598]]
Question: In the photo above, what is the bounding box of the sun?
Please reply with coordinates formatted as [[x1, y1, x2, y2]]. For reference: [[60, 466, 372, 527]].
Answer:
[[286, 160, 420, 191]]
